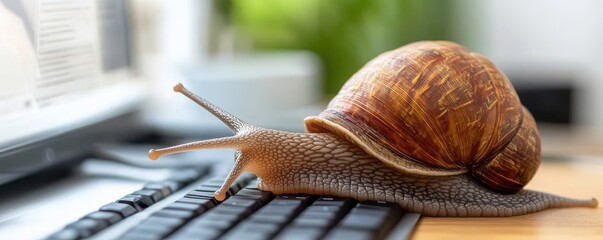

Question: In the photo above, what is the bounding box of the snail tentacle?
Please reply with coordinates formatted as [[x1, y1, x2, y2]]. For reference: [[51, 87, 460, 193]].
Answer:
[[148, 135, 245, 160], [214, 150, 252, 201], [173, 82, 250, 133]]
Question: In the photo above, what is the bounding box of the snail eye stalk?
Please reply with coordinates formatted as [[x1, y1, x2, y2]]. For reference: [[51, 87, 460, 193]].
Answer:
[[172, 83, 250, 134], [149, 83, 258, 201]]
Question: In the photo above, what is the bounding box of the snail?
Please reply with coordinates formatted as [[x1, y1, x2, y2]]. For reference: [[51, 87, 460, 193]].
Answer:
[[149, 41, 598, 217]]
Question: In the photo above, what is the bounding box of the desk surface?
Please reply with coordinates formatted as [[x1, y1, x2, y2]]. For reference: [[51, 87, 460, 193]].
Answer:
[[413, 156, 603, 240]]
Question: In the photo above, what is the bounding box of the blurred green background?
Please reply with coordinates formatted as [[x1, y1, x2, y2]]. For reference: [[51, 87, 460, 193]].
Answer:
[[215, 0, 452, 98]]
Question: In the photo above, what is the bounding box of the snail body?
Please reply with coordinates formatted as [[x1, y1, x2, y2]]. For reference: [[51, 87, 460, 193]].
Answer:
[[149, 41, 598, 217]]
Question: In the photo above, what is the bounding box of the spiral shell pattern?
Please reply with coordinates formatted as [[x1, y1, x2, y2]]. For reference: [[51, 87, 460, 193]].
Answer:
[[305, 41, 540, 192]]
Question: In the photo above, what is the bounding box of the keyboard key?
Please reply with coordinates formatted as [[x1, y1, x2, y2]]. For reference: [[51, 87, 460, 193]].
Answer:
[[212, 205, 254, 218], [248, 194, 312, 226], [144, 182, 173, 197], [293, 214, 333, 228], [196, 185, 221, 192], [189, 215, 234, 230], [277, 196, 353, 239], [132, 189, 164, 203], [221, 197, 261, 209], [221, 231, 269, 240], [357, 201, 401, 211], [340, 209, 388, 230], [245, 180, 259, 190], [293, 212, 335, 229], [228, 182, 242, 194], [120, 230, 162, 240], [276, 195, 313, 201], [323, 228, 374, 240], [221, 222, 280, 240], [143, 216, 186, 228], [207, 174, 252, 191], [65, 218, 108, 238], [249, 214, 291, 224], [268, 199, 304, 208], [386, 213, 421, 240], [332, 201, 403, 240], [341, 212, 385, 230], [185, 176, 250, 205], [256, 204, 299, 214], [186, 190, 215, 199], [200, 182, 224, 192], [236, 189, 274, 203], [100, 202, 137, 218], [305, 205, 343, 213], [276, 226, 324, 240], [131, 216, 186, 237], [152, 209, 196, 220], [235, 174, 254, 188], [197, 211, 239, 222], [117, 194, 153, 211], [197, 184, 238, 199], [239, 173, 258, 182], [272, 194, 314, 207], [47, 228, 80, 240], [169, 227, 222, 240], [83, 211, 122, 225], [355, 200, 403, 231], [297, 211, 338, 220], [313, 196, 355, 207], [176, 197, 216, 209], [165, 202, 206, 214]]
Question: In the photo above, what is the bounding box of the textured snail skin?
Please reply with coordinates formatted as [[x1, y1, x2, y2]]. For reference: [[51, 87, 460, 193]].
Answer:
[[148, 83, 598, 217]]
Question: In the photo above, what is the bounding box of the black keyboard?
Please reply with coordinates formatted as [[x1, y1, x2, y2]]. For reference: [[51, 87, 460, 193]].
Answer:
[[47, 166, 420, 240]]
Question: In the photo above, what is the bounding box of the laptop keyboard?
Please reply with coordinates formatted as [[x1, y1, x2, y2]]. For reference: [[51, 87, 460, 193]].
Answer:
[[47, 166, 420, 240]]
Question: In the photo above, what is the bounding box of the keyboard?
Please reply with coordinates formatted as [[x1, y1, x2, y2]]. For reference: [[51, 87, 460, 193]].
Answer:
[[47, 165, 420, 240]]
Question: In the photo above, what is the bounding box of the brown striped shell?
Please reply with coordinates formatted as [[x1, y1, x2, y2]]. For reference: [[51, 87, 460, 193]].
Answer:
[[304, 41, 541, 193]]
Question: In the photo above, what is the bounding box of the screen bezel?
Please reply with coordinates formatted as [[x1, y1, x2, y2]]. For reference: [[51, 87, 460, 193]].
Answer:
[[0, 100, 149, 186]]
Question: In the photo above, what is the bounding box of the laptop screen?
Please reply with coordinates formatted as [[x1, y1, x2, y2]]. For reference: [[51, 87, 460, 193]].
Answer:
[[0, 0, 147, 150], [0, 0, 148, 184]]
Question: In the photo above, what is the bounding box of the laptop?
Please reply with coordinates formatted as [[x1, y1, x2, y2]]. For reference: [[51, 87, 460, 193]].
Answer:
[[0, 1, 420, 239]]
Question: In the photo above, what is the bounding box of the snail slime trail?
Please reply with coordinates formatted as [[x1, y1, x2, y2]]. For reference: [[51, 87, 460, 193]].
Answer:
[[149, 41, 598, 217]]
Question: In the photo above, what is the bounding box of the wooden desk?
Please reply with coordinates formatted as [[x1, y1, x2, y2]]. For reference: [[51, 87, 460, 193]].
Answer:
[[413, 156, 603, 240]]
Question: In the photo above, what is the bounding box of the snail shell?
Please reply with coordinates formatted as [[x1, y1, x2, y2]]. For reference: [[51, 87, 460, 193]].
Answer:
[[304, 41, 541, 193]]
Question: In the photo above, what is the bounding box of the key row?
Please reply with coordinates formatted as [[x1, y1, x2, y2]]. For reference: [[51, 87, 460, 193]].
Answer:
[[119, 174, 257, 239], [47, 167, 209, 240]]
